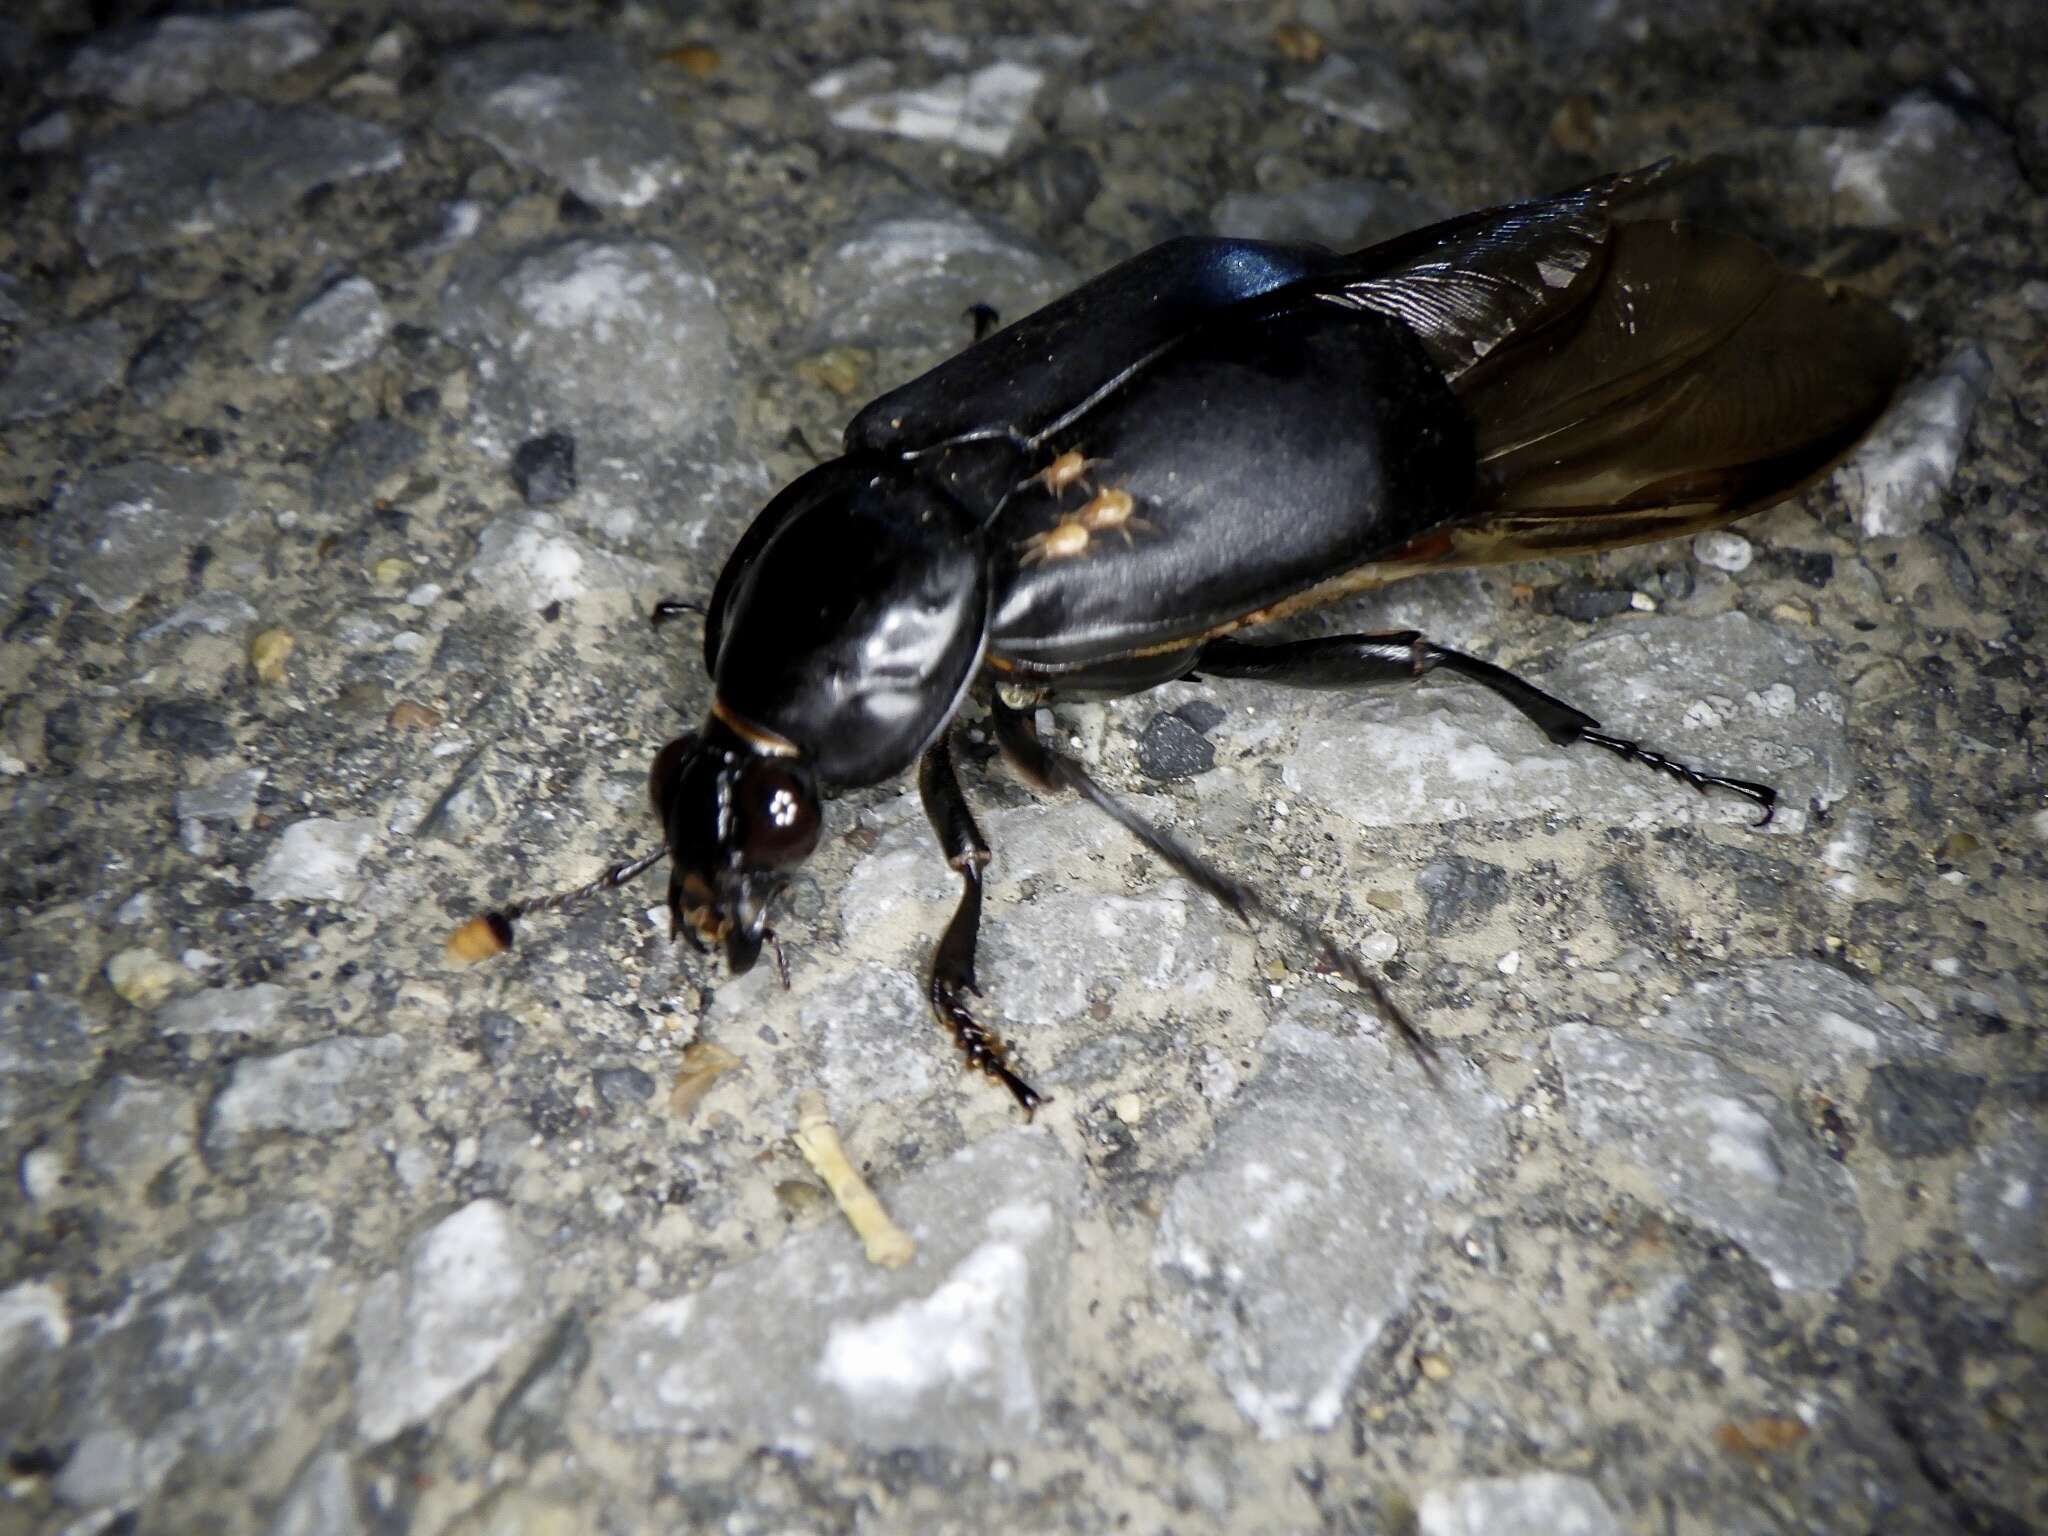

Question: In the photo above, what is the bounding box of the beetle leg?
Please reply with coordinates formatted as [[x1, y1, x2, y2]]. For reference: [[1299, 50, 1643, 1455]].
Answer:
[[964, 302, 1001, 342], [1195, 633, 1777, 824], [990, 698, 1439, 1077], [917, 734, 1044, 1115]]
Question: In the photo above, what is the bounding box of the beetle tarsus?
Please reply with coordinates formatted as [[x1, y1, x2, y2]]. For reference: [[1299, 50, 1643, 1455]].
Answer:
[[919, 735, 1045, 1114], [1197, 633, 1781, 821], [965, 302, 1001, 342], [989, 697, 1438, 1076]]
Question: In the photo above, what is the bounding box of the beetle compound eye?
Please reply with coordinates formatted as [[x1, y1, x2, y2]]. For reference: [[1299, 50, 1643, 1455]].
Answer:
[[649, 734, 697, 817], [736, 761, 821, 868]]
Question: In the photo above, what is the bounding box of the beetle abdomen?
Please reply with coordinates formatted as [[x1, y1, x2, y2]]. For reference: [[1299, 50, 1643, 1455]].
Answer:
[[986, 302, 1472, 671]]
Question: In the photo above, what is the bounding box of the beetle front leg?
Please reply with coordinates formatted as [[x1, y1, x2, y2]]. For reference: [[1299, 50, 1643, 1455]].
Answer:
[[1195, 633, 1777, 823], [917, 735, 1044, 1114]]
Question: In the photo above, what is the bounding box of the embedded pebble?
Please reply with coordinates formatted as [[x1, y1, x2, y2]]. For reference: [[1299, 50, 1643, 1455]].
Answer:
[[58, 9, 328, 111], [1419, 1472, 1623, 1536], [1136, 711, 1216, 780], [820, 61, 1046, 157], [77, 98, 403, 264], [174, 768, 267, 830], [1791, 92, 2023, 227], [51, 1203, 333, 1507], [1693, 529, 1754, 573], [157, 982, 289, 1038], [1156, 1000, 1506, 1435], [46, 461, 244, 615], [1067, 57, 1265, 126], [440, 35, 689, 209], [249, 817, 381, 903], [351, 1199, 539, 1442], [1415, 856, 1509, 933], [0, 991, 96, 1130], [1954, 1117, 2046, 1287], [807, 209, 1075, 351], [0, 318, 128, 423], [980, 886, 1234, 1029], [207, 1034, 408, 1150], [1834, 344, 1992, 538], [595, 1131, 1078, 1448], [266, 1451, 361, 1536], [512, 431, 578, 506], [1864, 1065, 1985, 1158], [440, 237, 735, 498], [805, 965, 945, 1115], [81, 1076, 197, 1189], [466, 511, 658, 612], [1551, 1022, 1860, 1292], [1280, 53, 1416, 134], [266, 277, 391, 375], [106, 948, 191, 1008]]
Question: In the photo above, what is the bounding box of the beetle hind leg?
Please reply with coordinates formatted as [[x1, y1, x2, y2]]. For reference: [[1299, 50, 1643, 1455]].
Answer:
[[918, 736, 1045, 1114], [1195, 633, 1777, 823]]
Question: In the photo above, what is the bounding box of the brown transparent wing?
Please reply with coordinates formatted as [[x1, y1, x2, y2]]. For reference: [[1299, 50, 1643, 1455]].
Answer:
[[1367, 220, 1908, 571]]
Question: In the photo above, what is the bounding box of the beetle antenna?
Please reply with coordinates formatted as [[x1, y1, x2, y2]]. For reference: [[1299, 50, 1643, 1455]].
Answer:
[[990, 701, 1440, 1082], [446, 847, 669, 962]]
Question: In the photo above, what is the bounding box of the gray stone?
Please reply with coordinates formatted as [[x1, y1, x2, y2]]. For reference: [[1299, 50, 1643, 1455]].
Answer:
[[0, 271, 28, 323], [268, 1450, 362, 1536], [81, 1076, 196, 1189], [808, 208, 1075, 352], [1212, 179, 1444, 249], [465, 511, 658, 612], [1864, 1065, 1985, 1158], [593, 1065, 655, 1112], [1415, 856, 1510, 933], [1419, 1472, 1624, 1536], [314, 418, 423, 517], [511, 431, 576, 506], [78, 98, 403, 265], [123, 310, 208, 406], [207, 1035, 407, 1150], [266, 277, 391, 375], [1281, 54, 1416, 134], [439, 237, 735, 504], [0, 318, 127, 423], [1155, 1003, 1507, 1435], [595, 1130, 1079, 1449], [806, 965, 946, 1115], [980, 886, 1235, 1029], [0, 990, 95, 1130], [817, 60, 1045, 157], [1954, 1116, 2046, 1287], [174, 768, 267, 830], [1282, 613, 1850, 834], [1641, 958, 1938, 1091], [838, 793, 1137, 950], [487, 1313, 589, 1457], [441, 35, 689, 210], [1551, 1023, 1861, 1292], [47, 461, 243, 615], [250, 818, 380, 904], [55, 1203, 333, 1506], [137, 591, 259, 641], [158, 983, 289, 1038], [58, 9, 328, 111], [0, 1281, 70, 1462], [1137, 712, 1215, 780], [1834, 344, 1991, 539], [351, 1199, 540, 1443], [1791, 93, 2023, 228]]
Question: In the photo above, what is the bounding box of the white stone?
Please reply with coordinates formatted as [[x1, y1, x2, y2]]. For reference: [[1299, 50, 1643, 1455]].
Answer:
[[251, 818, 380, 903]]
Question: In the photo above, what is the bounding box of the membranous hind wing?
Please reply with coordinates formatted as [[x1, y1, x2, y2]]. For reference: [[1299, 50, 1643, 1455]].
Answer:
[[1326, 176, 1908, 572]]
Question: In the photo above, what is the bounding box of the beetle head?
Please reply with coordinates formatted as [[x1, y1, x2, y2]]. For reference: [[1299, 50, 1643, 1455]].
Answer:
[[649, 722, 821, 975]]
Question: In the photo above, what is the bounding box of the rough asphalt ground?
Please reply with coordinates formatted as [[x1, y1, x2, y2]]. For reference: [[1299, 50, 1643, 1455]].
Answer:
[[0, 1, 2044, 1533]]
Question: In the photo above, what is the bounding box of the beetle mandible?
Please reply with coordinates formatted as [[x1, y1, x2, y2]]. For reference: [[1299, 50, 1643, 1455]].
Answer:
[[451, 162, 1907, 1112]]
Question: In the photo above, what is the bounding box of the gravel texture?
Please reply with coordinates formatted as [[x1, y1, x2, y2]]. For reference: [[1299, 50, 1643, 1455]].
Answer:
[[1, 1, 2043, 1533]]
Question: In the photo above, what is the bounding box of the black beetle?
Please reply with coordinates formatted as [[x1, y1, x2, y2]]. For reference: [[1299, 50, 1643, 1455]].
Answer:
[[453, 162, 1906, 1111]]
